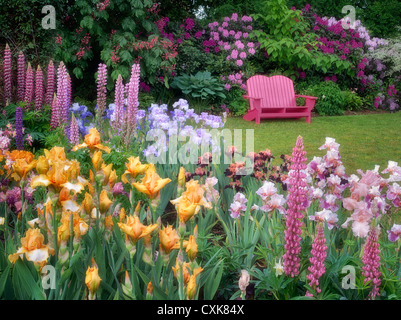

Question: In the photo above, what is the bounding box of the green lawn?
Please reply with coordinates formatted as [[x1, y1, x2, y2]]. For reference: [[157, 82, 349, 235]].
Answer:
[[224, 112, 401, 174]]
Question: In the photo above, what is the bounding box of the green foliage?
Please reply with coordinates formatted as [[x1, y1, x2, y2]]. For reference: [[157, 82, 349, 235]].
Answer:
[[54, 0, 176, 99], [157, 0, 200, 21], [252, 0, 352, 75], [227, 89, 248, 116], [204, 0, 264, 20], [174, 40, 214, 76], [138, 92, 156, 109], [363, 0, 401, 38], [171, 71, 226, 108], [42, 127, 70, 151], [303, 81, 346, 116], [342, 90, 364, 111], [0, 0, 65, 64]]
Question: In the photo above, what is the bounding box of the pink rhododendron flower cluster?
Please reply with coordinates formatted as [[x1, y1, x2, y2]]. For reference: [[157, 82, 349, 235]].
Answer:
[[222, 72, 247, 91], [205, 13, 259, 91]]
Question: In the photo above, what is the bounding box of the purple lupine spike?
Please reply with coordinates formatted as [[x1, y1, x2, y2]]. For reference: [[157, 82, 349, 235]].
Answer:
[[283, 136, 309, 277], [56, 62, 67, 126], [24, 62, 34, 109], [50, 93, 60, 129], [34, 65, 44, 111], [362, 226, 381, 299], [113, 74, 124, 130], [45, 60, 55, 106], [96, 63, 107, 120], [3, 44, 12, 105], [68, 114, 80, 146], [15, 107, 24, 150], [17, 51, 25, 101], [305, 224, 327, 297]]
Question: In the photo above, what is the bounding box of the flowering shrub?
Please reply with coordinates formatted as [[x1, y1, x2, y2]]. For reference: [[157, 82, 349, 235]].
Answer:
[[296, 4, 398, 111], [54, 0, 177, 90], [253, 0, 352, 81], [287, 0, 401, 38], [303, 81, 346, 115], [204, 13, 259, 93]]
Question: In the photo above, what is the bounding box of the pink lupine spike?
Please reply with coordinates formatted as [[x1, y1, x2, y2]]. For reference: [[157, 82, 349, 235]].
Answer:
[[362, 226, 381, 299], [34, 65, 44, 111], [45, 60, 55, 106], [113, 74, 124, 130], [4, 44, 13, 104], [69, 114, 80, 146], [64, 72, 72, 123], [50, 93, 60, 129], [24, 62, 34, 109], [283, 136, 309, 277], [124, 82, 130, 97], [122, 63, 140, 145], [96, 63, 108, 121], [17, 51, 25, 101], [127, 63, 140, 127], [56, 62, 67, 126], [305, 224, 327, 297]]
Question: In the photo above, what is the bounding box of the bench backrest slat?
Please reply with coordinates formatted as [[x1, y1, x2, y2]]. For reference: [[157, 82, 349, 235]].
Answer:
[[247, 75, 296, 109]]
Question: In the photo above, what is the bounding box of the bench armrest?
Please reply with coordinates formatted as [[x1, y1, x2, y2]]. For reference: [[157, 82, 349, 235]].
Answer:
[[295, 95, 318, 100], [243, 95, 262, 100]]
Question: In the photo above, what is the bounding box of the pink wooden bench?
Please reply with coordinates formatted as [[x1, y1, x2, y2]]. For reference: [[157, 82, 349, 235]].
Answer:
[[242, 75, 318, 124]]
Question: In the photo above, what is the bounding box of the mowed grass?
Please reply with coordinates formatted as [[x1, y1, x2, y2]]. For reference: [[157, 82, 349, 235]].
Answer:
[[224, 112, 401, 174]]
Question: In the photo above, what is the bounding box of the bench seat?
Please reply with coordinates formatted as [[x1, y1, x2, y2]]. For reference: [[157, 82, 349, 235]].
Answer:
[[242, 75, 318, 124]]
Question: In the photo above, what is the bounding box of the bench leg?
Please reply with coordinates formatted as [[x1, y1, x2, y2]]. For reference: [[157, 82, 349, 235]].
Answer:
[[256, 112, 261, 124], [306, 114, 311, 123]]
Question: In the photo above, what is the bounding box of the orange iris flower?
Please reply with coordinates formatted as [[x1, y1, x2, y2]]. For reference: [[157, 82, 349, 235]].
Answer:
[[117, 215, 158, 244], [121, 157, 149, 184], [132, 164, 171, 199], [170, 180, 211, 223], [72, 128, 111, 153]]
